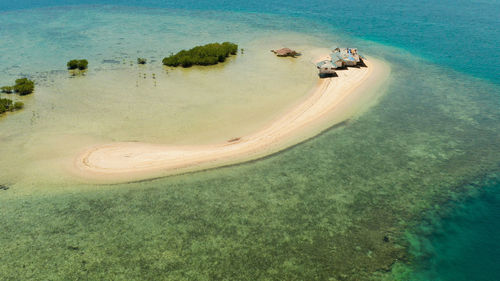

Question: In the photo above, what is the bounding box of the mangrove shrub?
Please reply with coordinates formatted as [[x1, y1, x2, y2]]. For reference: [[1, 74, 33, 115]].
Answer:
[[163, 42, 238, 67], [1, 86, 13, 94], [13, 101, 24, 110], [67, 59, 89, 70], [13, 78, 35, 95], [0, 98, 23, 114], [0, 98, 12, 114]]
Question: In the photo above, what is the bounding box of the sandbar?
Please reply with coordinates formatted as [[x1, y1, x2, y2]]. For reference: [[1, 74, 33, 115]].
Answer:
[[74, 57, 390, 182]]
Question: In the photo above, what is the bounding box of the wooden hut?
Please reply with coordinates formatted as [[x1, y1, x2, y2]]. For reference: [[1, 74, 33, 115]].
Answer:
[[316, 60, 337, 77], [271, 48, 299, 57], [330, 53, 345, 68], [332, 47, 363, 66]]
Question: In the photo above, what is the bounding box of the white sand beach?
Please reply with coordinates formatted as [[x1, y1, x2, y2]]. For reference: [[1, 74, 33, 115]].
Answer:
[[74, 58, 390, 182]]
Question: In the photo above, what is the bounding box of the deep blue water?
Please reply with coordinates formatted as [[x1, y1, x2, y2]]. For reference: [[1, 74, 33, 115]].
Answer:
[[1, 0, 500, 279], [409, 180, 500, 281]]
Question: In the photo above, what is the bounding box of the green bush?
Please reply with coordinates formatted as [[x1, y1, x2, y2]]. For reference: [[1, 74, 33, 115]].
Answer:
[[67, 60, 79, 70], [163, 42, 238, 68], [78, 59, 88, 70], [13, 78, 35, 95], [13, 101, 24, 110], [67, 59, 88, 70], [1, 86, 13, 94], [0, 98, 12, 114], [137, 58, 147, 64], [0, 98, 24, 114]]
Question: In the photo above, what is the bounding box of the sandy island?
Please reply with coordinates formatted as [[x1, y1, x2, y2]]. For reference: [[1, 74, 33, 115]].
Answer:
[[74, 57, 390, 182]]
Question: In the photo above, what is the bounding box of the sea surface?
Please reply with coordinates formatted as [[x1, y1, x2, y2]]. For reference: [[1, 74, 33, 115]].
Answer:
[[0, 1, 499, 280], [406, 176, 500, 281]]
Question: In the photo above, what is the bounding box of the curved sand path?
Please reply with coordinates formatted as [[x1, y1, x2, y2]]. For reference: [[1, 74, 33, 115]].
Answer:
[[75, 58, 390, 182]]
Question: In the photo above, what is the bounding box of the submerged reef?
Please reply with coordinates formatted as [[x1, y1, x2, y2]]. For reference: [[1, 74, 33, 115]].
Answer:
[[1, 48, 499, 281], [162, 42, 238, 67]]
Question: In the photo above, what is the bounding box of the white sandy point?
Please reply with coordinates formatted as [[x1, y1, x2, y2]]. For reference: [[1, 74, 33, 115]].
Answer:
[[74, 58, 390, 182]]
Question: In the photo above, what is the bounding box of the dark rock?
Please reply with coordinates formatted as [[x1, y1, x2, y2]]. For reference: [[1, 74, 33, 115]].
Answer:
[[0, 184, 9, 191], [383, 235, 390, 242]]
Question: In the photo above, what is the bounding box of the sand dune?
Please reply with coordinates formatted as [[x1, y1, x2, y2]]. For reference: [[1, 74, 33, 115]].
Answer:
[[74, 58, 390, 182]]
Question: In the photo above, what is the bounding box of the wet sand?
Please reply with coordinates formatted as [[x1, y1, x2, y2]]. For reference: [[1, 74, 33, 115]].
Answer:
[[74, 58, 390, 182]]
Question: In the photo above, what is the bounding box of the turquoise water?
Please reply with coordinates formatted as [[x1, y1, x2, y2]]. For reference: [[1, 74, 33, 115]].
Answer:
[[407, 176, 500, 281], [2, 0, 499, 84], [1, 1, 499, 280]]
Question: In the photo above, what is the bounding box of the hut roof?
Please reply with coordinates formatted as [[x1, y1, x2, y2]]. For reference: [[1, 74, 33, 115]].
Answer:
[[332, 50, 356, 62], [272, 48, 299, 57], [331, 53, 344, 61], [316, 60, 337, 69]]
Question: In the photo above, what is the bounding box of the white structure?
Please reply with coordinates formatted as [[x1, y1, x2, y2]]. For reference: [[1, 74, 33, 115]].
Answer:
[[316, 47, 366, 77], [316, 60, 337, 77]]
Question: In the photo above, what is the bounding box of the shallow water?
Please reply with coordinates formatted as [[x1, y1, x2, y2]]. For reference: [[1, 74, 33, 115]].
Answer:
[[1, 3, 499, 281], [0, 7, 326, 187], [3, 0, 499, 84]]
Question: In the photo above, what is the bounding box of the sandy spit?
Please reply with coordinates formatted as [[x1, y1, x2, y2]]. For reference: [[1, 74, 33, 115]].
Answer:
[[74, 58, 390, 183]]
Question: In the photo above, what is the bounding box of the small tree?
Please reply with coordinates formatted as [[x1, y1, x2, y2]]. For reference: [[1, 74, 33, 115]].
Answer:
[[67, 60, 79, 70], [13, 78, 35, 95], [77, 59, 88, 70], [0, 98, 12, 114], [67, 59, 88, 70], [0, 98, 24, 114]]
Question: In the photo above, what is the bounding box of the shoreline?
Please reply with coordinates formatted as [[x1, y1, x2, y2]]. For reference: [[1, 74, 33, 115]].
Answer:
[[74, 58, 390, 183]]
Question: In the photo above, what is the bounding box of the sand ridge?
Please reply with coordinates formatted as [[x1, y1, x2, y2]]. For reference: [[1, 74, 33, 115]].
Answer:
[[74, 58, 390, 182]]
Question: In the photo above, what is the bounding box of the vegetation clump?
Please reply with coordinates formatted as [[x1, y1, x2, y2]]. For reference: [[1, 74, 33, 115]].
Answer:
[[67, 59, 89, 70], [137, 58, 147, 65], [13, 78, 35, 95], [1, 86, 13, 94], [0, 78, 30, 116], [0, 98, 24, 114], [162, 42, 238, 68]]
